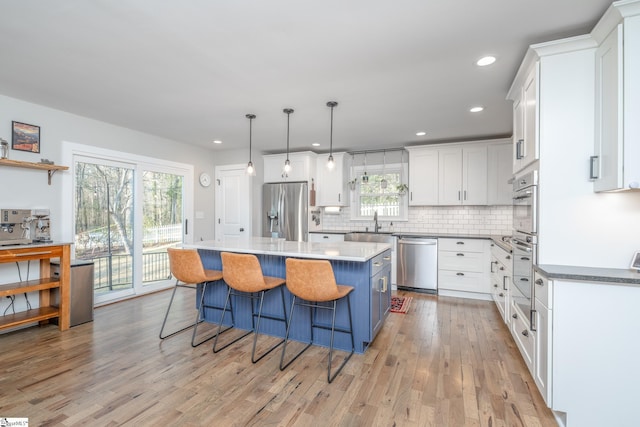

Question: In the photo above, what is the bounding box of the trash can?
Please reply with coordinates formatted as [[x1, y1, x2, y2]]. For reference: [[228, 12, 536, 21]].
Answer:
[[50, 259, 95, 327]]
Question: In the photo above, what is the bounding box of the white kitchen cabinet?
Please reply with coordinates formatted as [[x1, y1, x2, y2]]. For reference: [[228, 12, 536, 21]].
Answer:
[[592, 14, 640, 191], [510, 300, 534, 372], [308, 232, 345, 243], [532, 270, 552, 406], [263, 152, 317, 183], [438, 238, 490, 299], [316, 152, 348, 206], [490, 241, 511, 322], [510, 62, 539, 174], [438, 145, 488, 205], [487, 142, 513, 205], [406, 146, 438, 206]]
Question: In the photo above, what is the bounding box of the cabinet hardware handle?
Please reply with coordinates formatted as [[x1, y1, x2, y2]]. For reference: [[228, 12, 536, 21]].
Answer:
[[499, 293, 504, 297], [338, 193, 341, 202], [383, 256, 391, 261], [516, 139, 524, 159], [535, 278, 544, 286], [456, 253, 464, 256], [456, 241, 464, 245], [373, 262, 382, 267], [512, 313, 518, 319], [458, 190, 461, 201], [456, 272, 464, 276], [589, 155, 600, 180], [323, 235, 329, 239], [522, 329, 529, 337], [503, 275, 508, 290], [410, 191, 413, 201], [490, 260, 497, 273], [520, 278, 529, 282], [506, 255, 511, 260], [530, 309, 537, 332], [494, 284, 498, 288], [464, 190, 467, 200], [521, 257, 530, 261], [499, 266, 505, 271]]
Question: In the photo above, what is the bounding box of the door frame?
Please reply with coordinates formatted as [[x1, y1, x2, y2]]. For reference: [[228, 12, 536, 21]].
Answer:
[[61, 142, 194, 304]]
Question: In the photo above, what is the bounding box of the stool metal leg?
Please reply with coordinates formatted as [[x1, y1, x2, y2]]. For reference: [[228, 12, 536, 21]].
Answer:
[[250, 286, 287, 363], [159, 280, 206, 342], [327, 295, 355, 383], [280, 295, 312, 371], [213, 285, 249, 353]]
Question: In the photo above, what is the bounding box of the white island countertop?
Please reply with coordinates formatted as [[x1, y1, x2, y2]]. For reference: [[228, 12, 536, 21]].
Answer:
[[186, 237, 391, 262]]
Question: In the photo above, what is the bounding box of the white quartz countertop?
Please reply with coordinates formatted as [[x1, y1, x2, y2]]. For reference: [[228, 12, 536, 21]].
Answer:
[[185, 237, 391, 262]]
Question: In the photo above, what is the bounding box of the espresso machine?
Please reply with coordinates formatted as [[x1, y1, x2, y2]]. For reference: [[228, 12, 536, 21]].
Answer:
[[32, 209, 52, 242], [0, 209, 33, 245]]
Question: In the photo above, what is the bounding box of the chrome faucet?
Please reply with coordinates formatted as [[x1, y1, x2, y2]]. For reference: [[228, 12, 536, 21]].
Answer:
[[373, 210, 382, 233]]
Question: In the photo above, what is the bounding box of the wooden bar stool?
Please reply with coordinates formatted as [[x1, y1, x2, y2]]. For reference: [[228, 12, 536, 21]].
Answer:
[[160, 248, 226, 347], [213, 252, 288, 363], [280, 258, 355, 383]]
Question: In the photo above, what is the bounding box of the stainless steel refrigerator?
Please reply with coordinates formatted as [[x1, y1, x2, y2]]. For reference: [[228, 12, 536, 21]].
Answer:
[[263, 182, 308, 242]]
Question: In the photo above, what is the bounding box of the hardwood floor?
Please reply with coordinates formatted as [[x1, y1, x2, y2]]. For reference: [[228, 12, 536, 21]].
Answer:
[[0, 289, 557, 426]]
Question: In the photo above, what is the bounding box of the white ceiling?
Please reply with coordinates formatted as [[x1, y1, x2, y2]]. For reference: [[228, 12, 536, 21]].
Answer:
[[0, 0, 614, 155]]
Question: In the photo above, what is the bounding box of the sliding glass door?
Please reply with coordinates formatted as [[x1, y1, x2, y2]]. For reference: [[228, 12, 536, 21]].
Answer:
[[75, 158, 136, 302], [72, 150, 192, 305]]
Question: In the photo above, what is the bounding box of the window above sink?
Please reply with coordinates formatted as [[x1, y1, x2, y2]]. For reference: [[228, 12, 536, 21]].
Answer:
[[350, 163, 408, 222]]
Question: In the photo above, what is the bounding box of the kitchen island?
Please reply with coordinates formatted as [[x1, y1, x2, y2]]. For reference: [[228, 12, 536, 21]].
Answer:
[[186, 238, 392, 353]]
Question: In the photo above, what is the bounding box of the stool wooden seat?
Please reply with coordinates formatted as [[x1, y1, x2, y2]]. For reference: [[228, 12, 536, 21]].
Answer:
[[160, 248, 225, 347], [280, 258, 355, 383], [213, 252, 288, 363]]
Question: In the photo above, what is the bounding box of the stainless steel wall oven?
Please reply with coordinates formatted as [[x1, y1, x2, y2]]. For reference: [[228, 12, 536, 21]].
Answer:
[[512, 170, 538, 330]]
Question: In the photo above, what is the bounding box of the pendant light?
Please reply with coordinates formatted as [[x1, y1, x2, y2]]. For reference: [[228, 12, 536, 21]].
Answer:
[[283, 108, 294, 173], [246, 113, 256, 176], [326, 101, 338, 170], [380, 150, 388, 189], [362, 152, 369, 183]]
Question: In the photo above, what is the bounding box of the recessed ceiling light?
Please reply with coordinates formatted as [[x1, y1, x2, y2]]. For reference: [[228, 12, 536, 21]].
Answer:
[[213, 140, 222, 144], [312, 143, 320, 147], [416, 131, 426, 136], [470, 106, 484, 113], [476, 56, 496, 66]]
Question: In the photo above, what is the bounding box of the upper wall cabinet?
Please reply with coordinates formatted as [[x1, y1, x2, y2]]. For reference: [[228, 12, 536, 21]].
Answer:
[[263, 151, 317, 183], [407, 139, 510, 206], [487, 142, 513, 205], [316, 152, 348, 206], [591, 10, 640, 191], [438, 145, 488, 205], [511, 63, 540, 174], [406, 146, 439, 206]]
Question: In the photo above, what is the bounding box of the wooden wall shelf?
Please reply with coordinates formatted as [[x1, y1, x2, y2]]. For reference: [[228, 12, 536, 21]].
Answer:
[[0, 158, 69, 185]]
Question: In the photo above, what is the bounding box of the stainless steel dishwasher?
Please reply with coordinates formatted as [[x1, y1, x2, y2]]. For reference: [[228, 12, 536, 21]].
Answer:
[[397, 236, 438, 293]]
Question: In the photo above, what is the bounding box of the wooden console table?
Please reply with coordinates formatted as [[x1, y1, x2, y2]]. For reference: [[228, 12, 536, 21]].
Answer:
[[0, 243, 71, 331]]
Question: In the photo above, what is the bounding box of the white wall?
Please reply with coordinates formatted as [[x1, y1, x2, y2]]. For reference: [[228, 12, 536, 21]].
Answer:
[[0, 93, 217, 241], [538, 49, 640, 269]]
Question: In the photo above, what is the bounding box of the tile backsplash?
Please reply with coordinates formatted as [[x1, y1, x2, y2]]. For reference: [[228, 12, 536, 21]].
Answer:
[[320, 205, 512, 236]]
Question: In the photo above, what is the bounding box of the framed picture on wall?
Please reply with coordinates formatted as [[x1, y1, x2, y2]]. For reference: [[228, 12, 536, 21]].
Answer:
[[630, 251, 640, 271], [12, 121, 41, 153]]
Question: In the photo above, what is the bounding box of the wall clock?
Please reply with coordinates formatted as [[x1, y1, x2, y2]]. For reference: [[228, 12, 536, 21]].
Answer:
[[199, 172, 211, 187]]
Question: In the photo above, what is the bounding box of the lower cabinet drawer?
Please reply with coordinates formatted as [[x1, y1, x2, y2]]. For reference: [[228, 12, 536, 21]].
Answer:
[[438, 270, 485, 293], [511, 304, 534, 371], [439, 251, 485, 272]]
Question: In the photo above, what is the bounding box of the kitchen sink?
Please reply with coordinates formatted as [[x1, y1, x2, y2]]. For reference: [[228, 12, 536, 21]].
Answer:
[[344, 232, 396, 244]]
